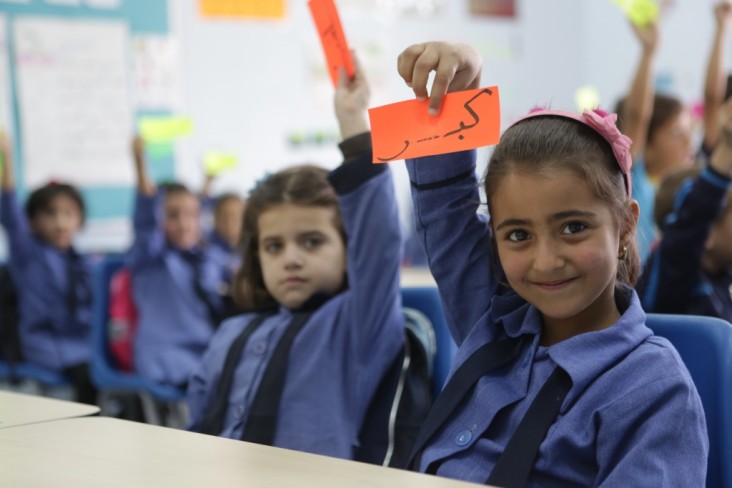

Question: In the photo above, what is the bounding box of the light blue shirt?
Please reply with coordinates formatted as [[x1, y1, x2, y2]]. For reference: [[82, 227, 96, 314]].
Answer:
[[406, 149, 708, 486]]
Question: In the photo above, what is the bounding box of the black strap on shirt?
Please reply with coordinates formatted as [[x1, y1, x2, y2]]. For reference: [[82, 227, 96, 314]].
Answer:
[[407, 336, 527, 471], [182, 250, 222, 327], [67, 252, 91, 323], [485, 366, 572, 488], [407, 335, 573, 488], [197, 312, 274, 436], [240, 310, 315, 445]]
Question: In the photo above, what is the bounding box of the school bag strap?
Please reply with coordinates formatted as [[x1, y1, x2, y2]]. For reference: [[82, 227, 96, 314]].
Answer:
[[485, 366, 572, 488], [197, 311, 275, 436], [407, 334, 573, 487], [240, 310, 315, 445]]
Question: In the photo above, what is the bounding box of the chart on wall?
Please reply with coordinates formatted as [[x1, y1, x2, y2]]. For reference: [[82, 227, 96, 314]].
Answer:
[[0, 14, 12, 141], [13, 17, 133, 187]]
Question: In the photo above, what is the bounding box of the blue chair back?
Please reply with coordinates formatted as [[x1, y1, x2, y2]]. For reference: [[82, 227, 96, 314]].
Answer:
[[646, 313, 732, 488], [401, 287, 456, 395], [90, 255, 184, 403]]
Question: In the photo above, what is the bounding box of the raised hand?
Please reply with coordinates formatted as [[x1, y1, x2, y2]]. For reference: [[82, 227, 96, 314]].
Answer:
[[397, 42, 482, 116]]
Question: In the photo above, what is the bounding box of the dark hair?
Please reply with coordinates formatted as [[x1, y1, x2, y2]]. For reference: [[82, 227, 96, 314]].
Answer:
[[725, 74, 732, 102], [654, 166, 732, 232], [25, 182, 86, 224], [647, 94, 683, 145], [232, 165, 345, 311], [158, 181, 193, 198], [484, 115, 640, 287]]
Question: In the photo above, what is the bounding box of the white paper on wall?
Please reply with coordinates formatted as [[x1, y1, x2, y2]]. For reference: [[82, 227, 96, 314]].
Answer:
[[0, 14, 13, 140], [14, 17, 133, 187], [131, 35, 183, 110]]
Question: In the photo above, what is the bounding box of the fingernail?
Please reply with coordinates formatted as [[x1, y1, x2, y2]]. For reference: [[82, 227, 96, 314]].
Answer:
[[428, 108, 439, 117], [417, 96, 426, 102]]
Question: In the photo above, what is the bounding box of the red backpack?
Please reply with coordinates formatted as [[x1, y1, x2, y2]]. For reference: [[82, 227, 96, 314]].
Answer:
[[108, 268, 138, 372]]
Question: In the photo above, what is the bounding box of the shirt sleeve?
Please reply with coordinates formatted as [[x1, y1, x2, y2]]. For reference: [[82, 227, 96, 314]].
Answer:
[[126, 190, 166, 269], [595, 371, 708, 486], [328, 132, 403, 367], [0, 190, 35, 265], [641, 167, 731, 313], [405, 150, 497, 345]]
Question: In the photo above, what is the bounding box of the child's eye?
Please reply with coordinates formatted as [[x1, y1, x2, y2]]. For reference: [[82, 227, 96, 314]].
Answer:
[[263, 242, 282, 254], [303, 237, 323, 249], [506, 230, 529, 242], [561, 222, 587, 235]]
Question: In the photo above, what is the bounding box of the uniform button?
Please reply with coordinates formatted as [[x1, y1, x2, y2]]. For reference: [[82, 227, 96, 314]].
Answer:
[[455, 430, 472, 446], [252, 342, 267, 355]]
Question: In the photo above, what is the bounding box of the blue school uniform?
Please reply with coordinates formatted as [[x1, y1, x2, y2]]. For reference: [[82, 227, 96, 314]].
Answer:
[[128, 190, 224, 386], [0, 190, 92, 370], [638, 166, 732, 319], [186, 133, 404, 459], [406, 149, 708, 486]]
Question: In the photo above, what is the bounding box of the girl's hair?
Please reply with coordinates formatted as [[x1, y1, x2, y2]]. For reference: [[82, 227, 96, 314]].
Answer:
[[232, 165, 345, 311], [647, 94, 683, 145], [25, 182, 86, 224], [214, 192, 242, 213], [484, 115, 640, 287], [159, 181, 194, 198]]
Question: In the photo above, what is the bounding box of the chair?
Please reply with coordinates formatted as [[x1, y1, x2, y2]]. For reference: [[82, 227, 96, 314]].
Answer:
[[646, 313, 732, 488], [401, 287, 456, 396], [90, 255, 186, 426]]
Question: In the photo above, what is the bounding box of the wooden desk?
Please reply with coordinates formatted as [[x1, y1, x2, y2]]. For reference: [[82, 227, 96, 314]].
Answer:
[[400, 266, 437, 287], [0, 417, 480, 487], [0, 390, 99, 429]]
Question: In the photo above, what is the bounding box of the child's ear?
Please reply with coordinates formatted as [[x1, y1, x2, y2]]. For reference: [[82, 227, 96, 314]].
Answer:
[[621, 199, 640, 243]]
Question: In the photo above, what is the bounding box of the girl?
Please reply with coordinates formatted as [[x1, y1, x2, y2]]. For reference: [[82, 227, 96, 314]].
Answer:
[[128, 136, 225, 387], [397, 42, 707, 485], [186, 57, 404, 459], [0, 133, 96, 404]]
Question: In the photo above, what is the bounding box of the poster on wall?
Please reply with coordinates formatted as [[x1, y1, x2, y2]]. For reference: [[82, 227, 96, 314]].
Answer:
[[131, 35, 183, 110], [199, 0, 286, 20], [13, 17, 133, 187], [0, 14, 13, 141], [469, 0, 517, 18]]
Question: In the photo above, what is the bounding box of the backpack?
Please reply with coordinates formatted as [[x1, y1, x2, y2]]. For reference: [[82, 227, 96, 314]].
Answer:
[[354, 307, 436, 468], [107, 267, 138, 372], [0, 264, 23, 364]]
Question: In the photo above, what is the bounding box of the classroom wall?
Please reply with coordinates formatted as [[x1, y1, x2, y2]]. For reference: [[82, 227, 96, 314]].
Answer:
[[0, 0, 725, 260]]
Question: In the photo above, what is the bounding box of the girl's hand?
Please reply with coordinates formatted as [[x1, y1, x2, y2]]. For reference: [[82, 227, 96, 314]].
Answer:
[[630, 20, 660, 54], [714, 1, 732, 30], [397, 42, 482, 116]]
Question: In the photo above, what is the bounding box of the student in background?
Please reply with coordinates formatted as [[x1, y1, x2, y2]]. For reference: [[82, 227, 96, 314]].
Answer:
[[396, 42, 707, 485], [200, 175, 246, 318], [0, 133, 96, 404], [616, 19, 694, 262], [128, 136, 224, 387], [637, 98, 732, 320], [699, 1, 732, 165], [186, 55, 404, 460]]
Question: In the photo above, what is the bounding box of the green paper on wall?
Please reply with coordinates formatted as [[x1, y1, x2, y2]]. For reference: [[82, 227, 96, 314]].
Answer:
[[205, 152, 239, 175]]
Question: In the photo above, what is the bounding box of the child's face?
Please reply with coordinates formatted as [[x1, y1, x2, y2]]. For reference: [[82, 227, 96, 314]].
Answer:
[[646, 109, 694, 179], [163, 192, 201, 250], [214, 198, 244, 248], [490, 168, 628, 344], [257, 203, 346, 310], [30, 194, 83, 250]]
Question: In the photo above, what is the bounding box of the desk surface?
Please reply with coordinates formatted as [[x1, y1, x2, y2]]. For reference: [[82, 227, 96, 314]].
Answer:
[[0, 417, 480, 487], [0, 390, 99, 429]]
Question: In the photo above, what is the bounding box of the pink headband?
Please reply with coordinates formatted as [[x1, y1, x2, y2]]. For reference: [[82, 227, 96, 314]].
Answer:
[[511, 108, 633, 198]]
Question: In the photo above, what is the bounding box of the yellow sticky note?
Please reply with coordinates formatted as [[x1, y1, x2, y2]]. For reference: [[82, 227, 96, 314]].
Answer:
[[613, 0, 659, 26], [139, 117, 194, 143], [205, 152, 239, 175], [575, 85, 601, 113]]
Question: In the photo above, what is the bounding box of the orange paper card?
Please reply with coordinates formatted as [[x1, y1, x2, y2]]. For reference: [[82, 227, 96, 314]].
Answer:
[[308, 0, 354, 86], [368, 86, 501, 163]]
